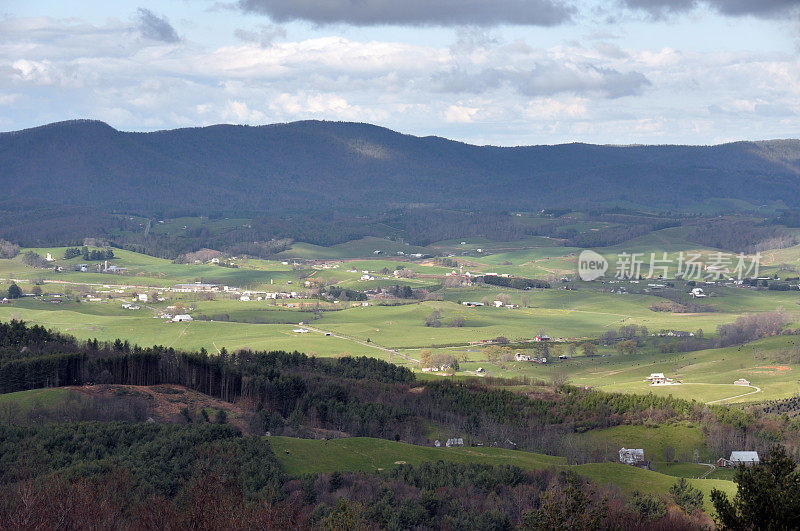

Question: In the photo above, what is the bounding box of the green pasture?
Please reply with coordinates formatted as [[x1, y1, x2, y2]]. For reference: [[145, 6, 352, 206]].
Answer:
[[570, 423, 708, 462], [270, 436, 565, 476], [3, 247, 286, 289], [0, 387, 71, 412], [313, 298, 759, 348], [0, 303, 396, 358], [270, 435, 734, 513], [457, 335, 800, 403], [275, 237, 429, 260]]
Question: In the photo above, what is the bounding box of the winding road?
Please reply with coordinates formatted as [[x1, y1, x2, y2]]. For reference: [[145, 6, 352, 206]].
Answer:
[[301, 325, 419, 364]]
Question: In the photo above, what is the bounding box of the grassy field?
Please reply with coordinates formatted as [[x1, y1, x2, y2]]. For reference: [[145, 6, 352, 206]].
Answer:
[[269, 436, 565, 475], [269, 435, 735, 513], [1, 238, 799, 402], [570, 423, 709, 462], [452, 335, 800, 403], [0, 387, 71, 411]]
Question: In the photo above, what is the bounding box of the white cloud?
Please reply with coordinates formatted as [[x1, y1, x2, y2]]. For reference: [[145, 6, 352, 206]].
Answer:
[[524, 97, 588, 120], [444, 105, 480, 123], [223, 100, 265, 121], [0, 13, 798, 145], [269, 93, 386, 121], [11, 59, 54, 84]]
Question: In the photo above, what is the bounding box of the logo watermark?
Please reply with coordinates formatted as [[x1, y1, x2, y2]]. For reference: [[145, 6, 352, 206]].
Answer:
[[577, 250, 761, 281], [578, 250, 608, 281]]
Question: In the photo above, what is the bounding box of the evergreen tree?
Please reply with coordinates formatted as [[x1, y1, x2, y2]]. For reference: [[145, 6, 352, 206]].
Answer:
[[6, 283, 21, 299], [711, 445, 800, 529]]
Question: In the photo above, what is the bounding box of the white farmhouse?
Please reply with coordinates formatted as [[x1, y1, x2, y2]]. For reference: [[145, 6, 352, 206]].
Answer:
[[619, 447, 645, 466]]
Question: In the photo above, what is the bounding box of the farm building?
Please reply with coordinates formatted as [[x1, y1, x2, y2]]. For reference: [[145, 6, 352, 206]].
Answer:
[[717, 451, 760, 467], [733, 378, 751, 386], [446, 438, 464, 448], [172, 314, 193, 322], [533, 334, 551, 342], [515, 352, 532, 362], [619, 448, 646, 466], [645, 373, 672, 385], [172, 283, 219, 293]]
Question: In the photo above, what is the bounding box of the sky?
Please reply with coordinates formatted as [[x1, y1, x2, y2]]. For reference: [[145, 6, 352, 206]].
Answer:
[[0, 0, 798, 145]]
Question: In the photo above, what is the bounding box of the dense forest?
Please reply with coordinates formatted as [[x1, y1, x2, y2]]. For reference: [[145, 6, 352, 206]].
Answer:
[[0, 203, 681, 258], [3, 120, 800, 216], [1, 119, 800, 255]]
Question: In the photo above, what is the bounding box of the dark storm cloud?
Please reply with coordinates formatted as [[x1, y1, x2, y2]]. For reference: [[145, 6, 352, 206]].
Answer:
[[136, 8, 180, 42], [620, 0, 800, 18], [237, 0, 575, 27], [711, 0, 800, 17]]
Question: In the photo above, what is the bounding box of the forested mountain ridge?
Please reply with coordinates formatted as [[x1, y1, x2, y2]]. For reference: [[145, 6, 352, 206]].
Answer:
[[2, 119, 800, 216]]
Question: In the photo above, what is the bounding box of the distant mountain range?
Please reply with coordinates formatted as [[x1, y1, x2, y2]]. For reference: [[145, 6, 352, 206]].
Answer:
[[2, 119, 800, 216]]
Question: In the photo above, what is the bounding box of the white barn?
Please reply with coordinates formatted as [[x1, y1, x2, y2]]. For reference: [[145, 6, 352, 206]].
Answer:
[[729, 451, 760, 466]]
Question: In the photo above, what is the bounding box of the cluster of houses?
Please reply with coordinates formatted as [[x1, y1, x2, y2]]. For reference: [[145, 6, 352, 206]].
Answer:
[[366, 249, 427, 258], [170, 282, 301, 301], [172, 283, 220, 293], [646, 373, 754, 387], [654, 330, 695, 338], [514, 352, 547, 364], [466, 334, 559, 346], [493, 300, 519, 308], [433, 438, 464, 448], [69, 260, 126, 274], [421, 365, 455, 373]]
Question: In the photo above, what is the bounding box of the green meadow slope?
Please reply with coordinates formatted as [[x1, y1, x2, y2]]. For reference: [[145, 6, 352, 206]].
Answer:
[[270, 436, 735, 513]]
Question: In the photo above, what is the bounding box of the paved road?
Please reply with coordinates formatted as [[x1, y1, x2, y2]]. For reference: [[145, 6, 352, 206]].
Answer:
[[702, 383, 762, 404], [302, 325, 419, 364], [698, 463, 716, 479]]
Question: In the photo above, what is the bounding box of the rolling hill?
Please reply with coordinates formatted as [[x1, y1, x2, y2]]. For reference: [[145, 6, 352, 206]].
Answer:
[[2, 119, 800, 216]]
